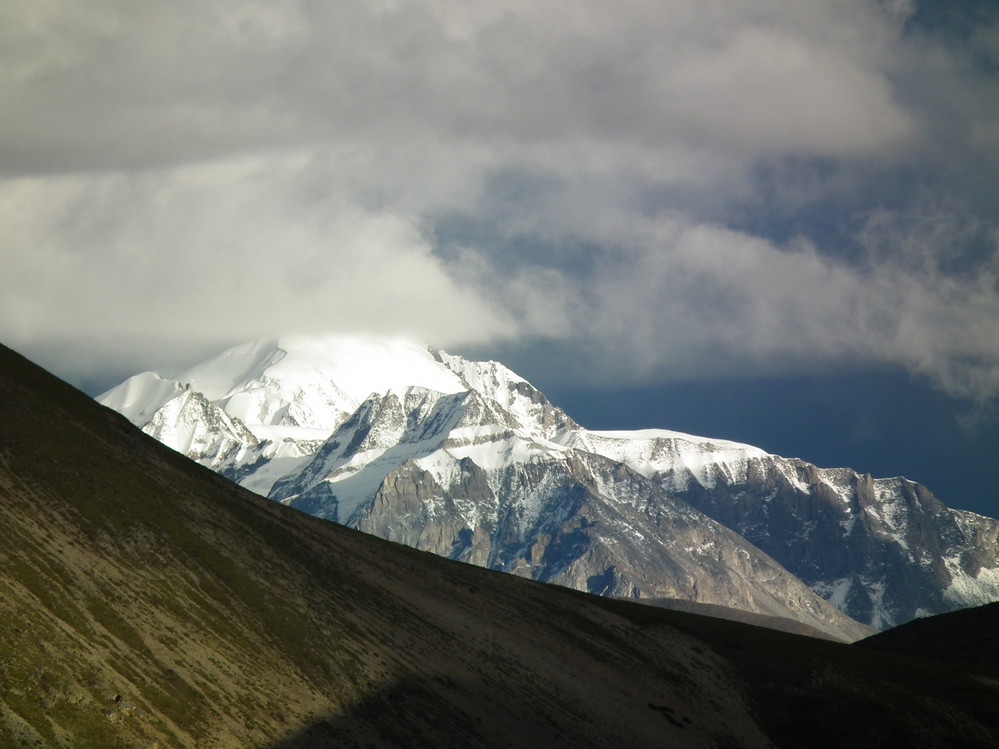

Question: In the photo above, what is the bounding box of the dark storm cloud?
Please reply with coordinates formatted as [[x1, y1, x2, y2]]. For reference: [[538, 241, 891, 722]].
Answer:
[[2, 0, 999, 406]]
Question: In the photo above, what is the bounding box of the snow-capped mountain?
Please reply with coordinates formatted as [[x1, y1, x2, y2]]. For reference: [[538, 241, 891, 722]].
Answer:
[[97, 335, 999, 633], [99, 336, 470, 495], [675, 462, 999, 629]]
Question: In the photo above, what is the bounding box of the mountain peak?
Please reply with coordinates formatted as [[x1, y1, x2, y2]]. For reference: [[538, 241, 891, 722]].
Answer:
[[180, 334, 465, 405], [97, 334, 999, 633]]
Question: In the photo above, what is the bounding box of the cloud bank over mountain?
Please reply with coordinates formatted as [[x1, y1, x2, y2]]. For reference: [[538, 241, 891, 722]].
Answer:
[[3, 0, 999, 403]]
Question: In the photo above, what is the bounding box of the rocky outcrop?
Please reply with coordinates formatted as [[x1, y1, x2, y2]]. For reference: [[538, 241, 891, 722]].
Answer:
[[671, 456, 999, 629], [274, 394, 872, 641], [98, 335, 999, 633]]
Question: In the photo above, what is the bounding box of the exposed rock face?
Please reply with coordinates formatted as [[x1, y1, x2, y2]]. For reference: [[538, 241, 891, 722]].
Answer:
[[558, 429, 999, 629], [352, 453, 871, 640], [268, 384, 870, 641], [97, 335, 999, 633], [671, 457, 999, 629], [142, 387, 260, 472]]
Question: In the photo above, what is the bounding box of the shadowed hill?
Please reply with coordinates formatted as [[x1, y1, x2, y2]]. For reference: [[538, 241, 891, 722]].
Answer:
[[628, 596, 849, 640], [1, 341, 998, 748], [857, 601, 999, 674]]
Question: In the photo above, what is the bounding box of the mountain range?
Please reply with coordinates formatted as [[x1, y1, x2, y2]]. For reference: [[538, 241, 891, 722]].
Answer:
[[97, 336, 999, 635], [5, 340, 999, 747]]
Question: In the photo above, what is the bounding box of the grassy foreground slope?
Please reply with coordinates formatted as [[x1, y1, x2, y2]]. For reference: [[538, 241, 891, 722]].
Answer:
[[1, 342, 998, 748]]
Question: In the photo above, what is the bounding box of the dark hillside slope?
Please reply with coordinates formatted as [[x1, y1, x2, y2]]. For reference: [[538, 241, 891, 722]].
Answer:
[[631, 597, 846, 640], [858, 601, 999, 674], [1, 342, 998, 748]]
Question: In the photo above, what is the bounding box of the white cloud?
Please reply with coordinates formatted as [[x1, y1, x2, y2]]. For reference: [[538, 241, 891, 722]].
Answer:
[[0, 0, 919, 170], [0, 155, 513, 353], [654, 26, 917, 157], [2, 0, 998, 404], [473, 211, 999, 402]]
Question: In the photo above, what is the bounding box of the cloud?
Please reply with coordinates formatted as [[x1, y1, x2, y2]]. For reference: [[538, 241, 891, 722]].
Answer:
[[448, 190, 999, 402], [575, 216, 999, 403], [0, 0, 920, 171], [2, 0, 999, 405], [650, 25, 917, 157], [0, 155, 513, 352]]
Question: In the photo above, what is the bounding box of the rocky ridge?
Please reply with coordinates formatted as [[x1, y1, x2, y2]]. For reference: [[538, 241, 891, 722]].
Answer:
[[97, 335, 999, 632]]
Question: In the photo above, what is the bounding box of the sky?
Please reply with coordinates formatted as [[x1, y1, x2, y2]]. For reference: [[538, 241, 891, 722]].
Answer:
[[2, 1, 999, 515]]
